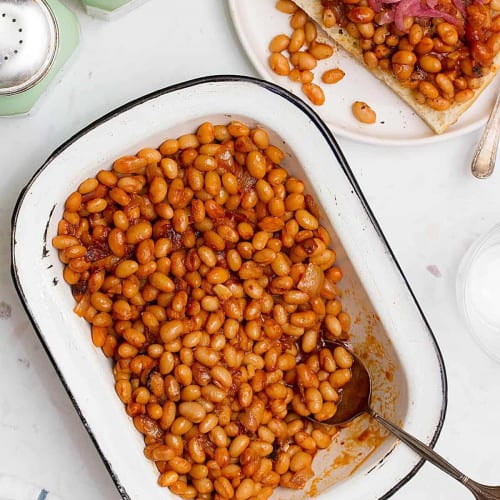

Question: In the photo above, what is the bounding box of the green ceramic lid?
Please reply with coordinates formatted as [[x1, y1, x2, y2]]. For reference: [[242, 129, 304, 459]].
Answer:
[[82, 0, 148, 19], [83, 0, 132, 10]]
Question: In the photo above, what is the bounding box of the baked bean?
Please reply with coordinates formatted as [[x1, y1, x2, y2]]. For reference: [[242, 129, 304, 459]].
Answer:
[[324, 314, 342, 336], [488, 32, 500, 54], [158, 471, 179, 487], [181, 385, 201, 402], [289, 28, 306, 53], [229, 435, 251, 458], [245, 151, 267, 180], [314, 401, 338, 422], [362, 50, 378, 69], [291, 9, 308, 28], [437, 22, 458, 46], [414, 36, 433, 55], [357, 22, 375, 39], [290, 451, 312, 472], [202, 384, 226, 403], [114, 260, 138, 279], [319, 380, 339, 402], [178, 134, 199, 150], [312, 429, 332, 449], [65, 192, 82, 212], [455, 89, 474, 103], [419, 54, 442, 73], [302, 83, 325, 106], [329, 368, 352, 389], [321, 6, 336, 27], [370, 25, 386, 45], [427, 96, 451, 110], [126, 222, 152, 245], [294, 431, 317, 451], [179, 402, 206, 423], [211, 366, 232, 388], [345, 22, 360, 39], [170, 417, 193, 436], [435, 73, 455, 97], [195, 122, 214, 145], [159, 138, 179, 155], [275, 0, 297, 14], [419, 81, 439, 99], [305, 387, 323, 414], [392, 50, 417, 66], [322, 68, 345, 84], [289, 311, 316, 328], [175, 364, 193, 386], [214, 476, 235, 499], [160, 319, 184, 343], [269, 53, 291, 76], [309, 43, 334, 60], [304, 21, 317, 43], [53, 235, 80, 250], [295, 209, 319, 230], [350, 6, 374, 23], [86, 198, 107, 213], [295, 52, 316, 71], [138, 147, 162, 165], [333, 346, 353, 368], [206, 267, 230, 285], [351, 101, 377, 124], [78, 177, 98, 194], [55, 121, 359, 498], [113, 156, 147, 174], [269, 34, 290, 53], [235, 478, 255, 500]]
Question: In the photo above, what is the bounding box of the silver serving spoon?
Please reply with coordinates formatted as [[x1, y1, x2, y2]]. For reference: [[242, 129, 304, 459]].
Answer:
[[471, 93, 500, 179], [311, 341, 500, 499]]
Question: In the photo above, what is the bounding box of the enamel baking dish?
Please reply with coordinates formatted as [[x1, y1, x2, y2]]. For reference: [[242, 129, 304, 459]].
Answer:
[[11, 76, 447, 500]]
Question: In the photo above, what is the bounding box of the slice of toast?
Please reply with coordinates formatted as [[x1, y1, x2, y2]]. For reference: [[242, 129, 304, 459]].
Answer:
[[292, 0, 500, 133]]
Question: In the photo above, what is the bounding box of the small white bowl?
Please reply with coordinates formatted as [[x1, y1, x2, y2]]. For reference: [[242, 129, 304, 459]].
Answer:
[[457, 224, 500, 362], [11, 76, 446, 500]]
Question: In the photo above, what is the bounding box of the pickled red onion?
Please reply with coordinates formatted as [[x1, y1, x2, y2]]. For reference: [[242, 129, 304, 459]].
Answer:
[[367, 0, 464, 29], [393, 0, 461, 31]]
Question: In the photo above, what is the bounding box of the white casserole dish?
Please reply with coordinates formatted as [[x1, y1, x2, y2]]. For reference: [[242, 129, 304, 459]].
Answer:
[[11, 76, 447, 500]]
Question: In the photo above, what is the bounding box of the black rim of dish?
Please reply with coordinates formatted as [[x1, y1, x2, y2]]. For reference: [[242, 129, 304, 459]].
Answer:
[[10, 74, 448, 500]]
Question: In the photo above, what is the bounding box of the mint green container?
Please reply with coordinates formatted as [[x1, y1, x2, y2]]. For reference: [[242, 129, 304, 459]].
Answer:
[[0, 0, 79, 117], [82, 0, 149, 20]]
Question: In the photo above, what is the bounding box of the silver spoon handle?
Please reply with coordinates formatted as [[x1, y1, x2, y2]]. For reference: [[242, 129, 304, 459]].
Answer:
[[471, 93, 500, 179], [368, 409, 467, 484], [368, 409, 500, 499]]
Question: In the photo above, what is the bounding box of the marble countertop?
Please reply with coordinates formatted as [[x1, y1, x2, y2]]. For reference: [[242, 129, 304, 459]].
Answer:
[[1, 1, 499, 499]]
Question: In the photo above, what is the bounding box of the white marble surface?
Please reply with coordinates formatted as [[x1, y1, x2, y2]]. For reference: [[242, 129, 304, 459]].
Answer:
[[1, 1, 499, 499]]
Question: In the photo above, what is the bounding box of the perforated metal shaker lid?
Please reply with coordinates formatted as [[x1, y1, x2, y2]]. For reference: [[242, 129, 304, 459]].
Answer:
[[0, 0, 58, 95]]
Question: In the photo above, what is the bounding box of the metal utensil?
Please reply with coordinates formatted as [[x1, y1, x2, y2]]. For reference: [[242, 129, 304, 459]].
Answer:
[[0, 0, 58, 95], [311, 341, 500, 499], [471, 93, 500, 179]]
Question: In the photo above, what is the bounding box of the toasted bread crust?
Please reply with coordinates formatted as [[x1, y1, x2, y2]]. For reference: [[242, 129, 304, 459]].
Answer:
[[292, 0, 500, 133]]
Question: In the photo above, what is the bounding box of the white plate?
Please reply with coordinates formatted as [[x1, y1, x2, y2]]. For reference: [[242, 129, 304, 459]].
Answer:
[[228, 0, 500, 145]]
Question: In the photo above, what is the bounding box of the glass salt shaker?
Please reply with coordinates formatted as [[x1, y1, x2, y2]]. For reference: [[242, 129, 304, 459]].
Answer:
[[0, 0, 79, 116]]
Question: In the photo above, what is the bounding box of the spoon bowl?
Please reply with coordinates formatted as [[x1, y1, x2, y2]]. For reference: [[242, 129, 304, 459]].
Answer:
[[309, 340, 500, 500]]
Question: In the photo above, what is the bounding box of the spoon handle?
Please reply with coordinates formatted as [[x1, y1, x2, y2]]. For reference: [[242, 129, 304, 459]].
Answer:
[[369, 409, 500, 499], [471, 93, 500, 179], [368, 408, 468, 484]]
